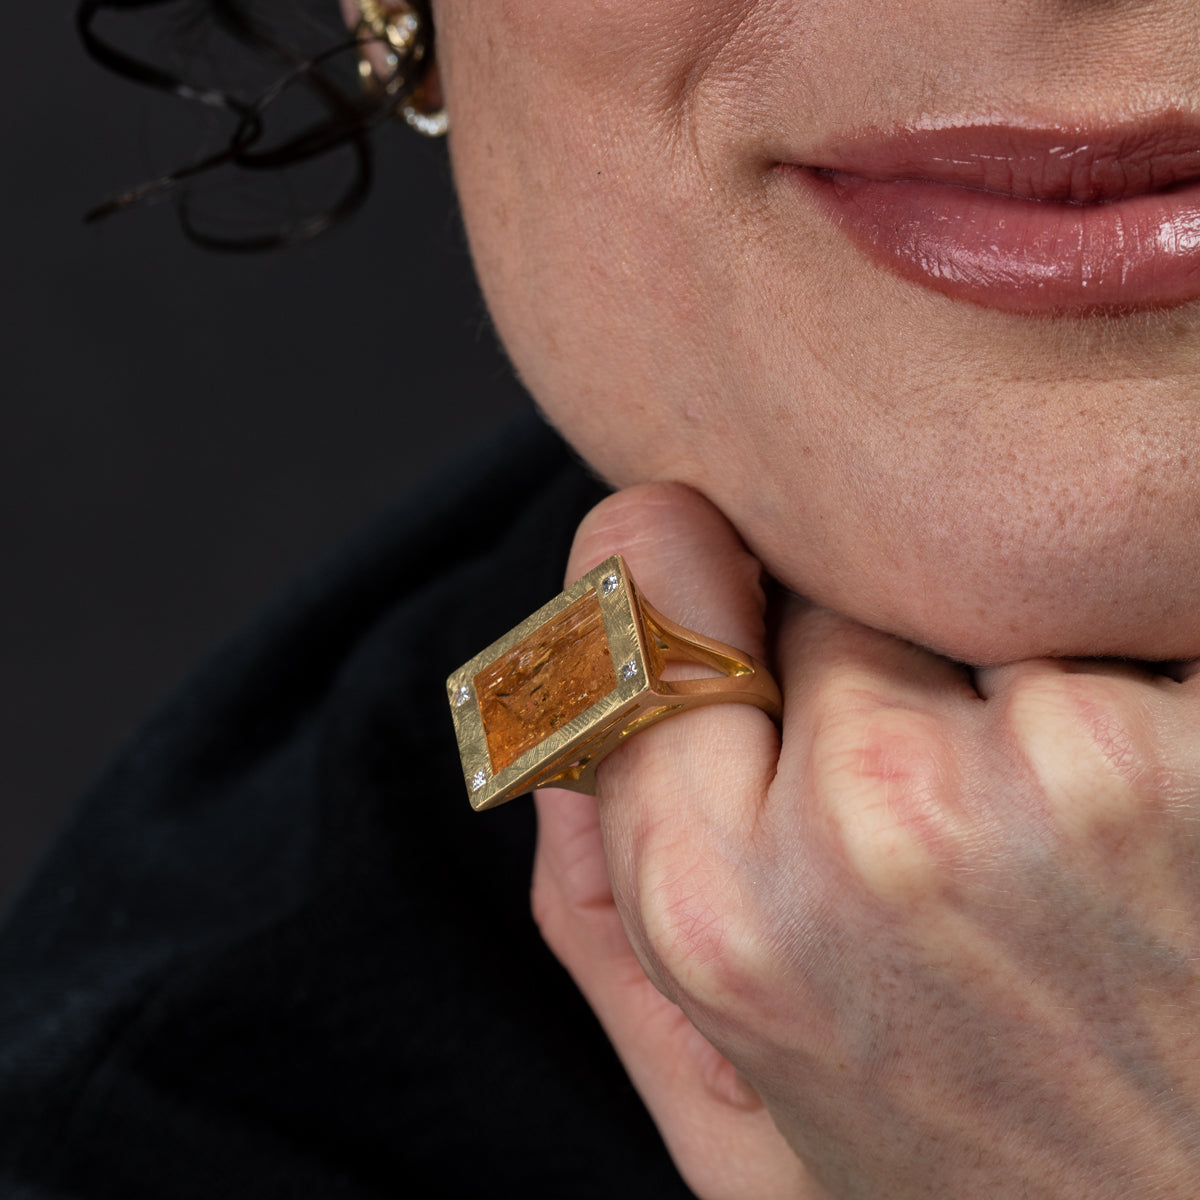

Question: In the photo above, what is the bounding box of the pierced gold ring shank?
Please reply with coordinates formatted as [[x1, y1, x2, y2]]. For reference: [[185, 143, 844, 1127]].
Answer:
[[447, 554, 782, 811]]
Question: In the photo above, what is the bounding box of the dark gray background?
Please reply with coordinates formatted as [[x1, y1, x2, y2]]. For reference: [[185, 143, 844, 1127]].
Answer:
[[1, 4, 530, 906]]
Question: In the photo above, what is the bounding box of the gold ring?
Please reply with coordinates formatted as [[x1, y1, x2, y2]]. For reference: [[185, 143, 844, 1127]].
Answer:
[[447, 554, 782, 810]]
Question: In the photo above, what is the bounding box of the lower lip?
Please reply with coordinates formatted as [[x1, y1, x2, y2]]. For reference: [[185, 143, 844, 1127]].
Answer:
[[791, 168, 1200, 313]]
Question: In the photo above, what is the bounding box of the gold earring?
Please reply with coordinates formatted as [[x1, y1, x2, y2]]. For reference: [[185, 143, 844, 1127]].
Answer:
[[354, 0, 448, 138]]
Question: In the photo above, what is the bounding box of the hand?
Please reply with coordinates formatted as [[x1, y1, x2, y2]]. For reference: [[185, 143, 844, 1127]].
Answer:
[[532, 483, 1200, 1200]]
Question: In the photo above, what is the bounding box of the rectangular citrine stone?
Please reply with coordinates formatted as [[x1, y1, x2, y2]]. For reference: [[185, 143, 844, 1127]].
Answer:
[[474, 589, 617, 774]]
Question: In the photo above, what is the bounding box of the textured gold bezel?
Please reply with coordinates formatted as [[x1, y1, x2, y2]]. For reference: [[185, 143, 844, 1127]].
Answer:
[[447, 555, 650, 811]]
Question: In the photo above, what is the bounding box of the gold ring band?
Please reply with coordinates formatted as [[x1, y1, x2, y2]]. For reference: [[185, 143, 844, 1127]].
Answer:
[[447, 554, 781, 810]]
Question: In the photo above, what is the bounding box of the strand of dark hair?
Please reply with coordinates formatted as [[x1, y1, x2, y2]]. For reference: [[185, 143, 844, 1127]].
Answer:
[[77, 0, 433, 250]]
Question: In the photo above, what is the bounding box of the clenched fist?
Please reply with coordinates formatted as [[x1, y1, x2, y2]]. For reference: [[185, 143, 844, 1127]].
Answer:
[[533, 484, 1200, 1200]]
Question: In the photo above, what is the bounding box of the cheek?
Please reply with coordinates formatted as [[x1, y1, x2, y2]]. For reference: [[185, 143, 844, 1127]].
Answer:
[[433, 0, 776, 476]]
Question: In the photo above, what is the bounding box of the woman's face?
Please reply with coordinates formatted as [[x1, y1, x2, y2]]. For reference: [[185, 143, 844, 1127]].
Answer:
[[433, 0, 1200, 665]]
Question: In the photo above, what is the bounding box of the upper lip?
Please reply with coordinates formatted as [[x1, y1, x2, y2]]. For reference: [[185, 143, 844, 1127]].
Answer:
[[801, 117, 1200, 204]]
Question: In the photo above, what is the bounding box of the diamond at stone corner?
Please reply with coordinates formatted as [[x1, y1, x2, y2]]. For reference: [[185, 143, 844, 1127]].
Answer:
[[621, 659, 639, 681], [471, 769, 488, 792], [453, 684, 472, 708], [601, 573, 619, 595]]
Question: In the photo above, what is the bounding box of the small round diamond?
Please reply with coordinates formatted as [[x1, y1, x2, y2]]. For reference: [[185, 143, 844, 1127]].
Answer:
[[453, 684, 472, 708], [471, 769, 488, 792], [601, 573, 618, 595], [621, 659, 639, 681]]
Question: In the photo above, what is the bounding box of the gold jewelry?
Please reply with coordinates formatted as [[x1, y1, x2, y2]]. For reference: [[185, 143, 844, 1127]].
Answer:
[[354, 0, 448, 138], [447, 555, 782, 811]]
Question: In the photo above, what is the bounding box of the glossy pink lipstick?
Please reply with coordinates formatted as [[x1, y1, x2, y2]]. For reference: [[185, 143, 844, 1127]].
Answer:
[[787, 123, 1200, 313]]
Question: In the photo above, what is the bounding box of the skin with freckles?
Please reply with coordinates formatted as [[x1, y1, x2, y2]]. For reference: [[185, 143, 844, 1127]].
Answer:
[[432, 0, 1200, 665]]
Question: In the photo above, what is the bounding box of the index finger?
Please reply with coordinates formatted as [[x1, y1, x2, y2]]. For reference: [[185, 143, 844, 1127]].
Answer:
[[539, 484, 782, 993]]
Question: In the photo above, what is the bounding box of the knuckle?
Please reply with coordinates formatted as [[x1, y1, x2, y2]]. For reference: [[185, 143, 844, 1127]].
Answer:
[[569, 482, 709, 577], [529, 861, 582, 969], [529, 871, 559, 945], [1002, 669, 1156, 835], [808, 680, 965, 904], [637, 843, 771, 1015]]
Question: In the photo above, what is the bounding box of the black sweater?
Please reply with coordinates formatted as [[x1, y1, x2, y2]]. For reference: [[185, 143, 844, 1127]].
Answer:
[[0, 414, 696, 1199]]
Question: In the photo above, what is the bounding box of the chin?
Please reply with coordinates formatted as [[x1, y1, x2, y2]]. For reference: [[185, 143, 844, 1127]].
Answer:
[[799, 568, 1200, 669], [741, 427, 1200, 669], [908, 611, 1199, 671]]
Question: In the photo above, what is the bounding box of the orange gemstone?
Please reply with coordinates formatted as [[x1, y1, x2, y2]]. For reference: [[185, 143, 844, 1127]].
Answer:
[[475, 590, 617, 774]]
